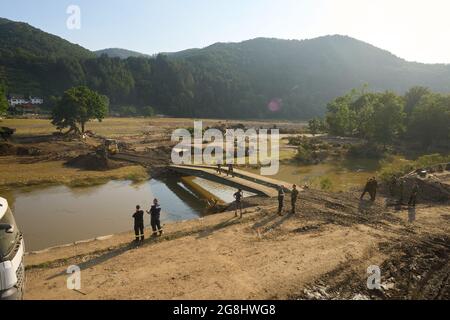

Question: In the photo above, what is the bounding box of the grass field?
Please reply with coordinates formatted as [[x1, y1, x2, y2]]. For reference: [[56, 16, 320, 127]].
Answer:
[[0, 118, 161, 137], [0, 117, 308, 137]]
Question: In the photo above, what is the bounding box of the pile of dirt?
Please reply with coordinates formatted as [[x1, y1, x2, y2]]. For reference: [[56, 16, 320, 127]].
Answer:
[[65, 153, 125, 171], [293, 234, 450, 300]]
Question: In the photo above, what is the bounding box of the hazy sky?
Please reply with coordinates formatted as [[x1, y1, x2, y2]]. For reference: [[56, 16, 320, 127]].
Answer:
[[2, 0, 450, 63]]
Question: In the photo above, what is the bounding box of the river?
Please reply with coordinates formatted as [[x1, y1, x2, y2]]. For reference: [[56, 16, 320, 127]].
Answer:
[[2, 176, 252, 251], [2, 157, 380, 251]]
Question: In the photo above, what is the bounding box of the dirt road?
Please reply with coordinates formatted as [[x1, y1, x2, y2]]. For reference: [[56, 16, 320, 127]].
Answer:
[[24, 190, 449, 300]]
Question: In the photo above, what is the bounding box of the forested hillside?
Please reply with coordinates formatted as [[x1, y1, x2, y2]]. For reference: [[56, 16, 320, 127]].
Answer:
[[95, 48, 151, 59], [1, 17, 450, 119]]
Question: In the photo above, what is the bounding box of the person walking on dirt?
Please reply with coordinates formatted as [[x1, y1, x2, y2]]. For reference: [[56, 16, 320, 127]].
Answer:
[[360, 178, 372, 200], [132, 205, 145, 242], [147, 199, 163, 237], [278, 185, 285, 215], [408, 182, 419, 207], [233, 188, 244, 218], [291, 184, 299, 214]]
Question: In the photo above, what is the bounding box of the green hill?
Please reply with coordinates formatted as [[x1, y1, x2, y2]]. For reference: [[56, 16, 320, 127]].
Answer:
[[0, 18, 94, 60], [95, 48, 150, 59], [169, 36, 450, 118], [0, 17, 449, 119]]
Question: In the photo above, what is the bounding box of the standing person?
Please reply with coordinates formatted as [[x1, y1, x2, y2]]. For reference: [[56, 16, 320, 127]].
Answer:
[[277, 186, 285, 215], [370, 177, 378, 201], [389, 175, 397, 196], [233, 188, 244, 218], [147, 199, 163, 237], [291, 184, 299, 214], [227, 163, 234, 177], [132, 205, 145, 242], [408, 182, 419, 207], [217, 162, 222, 175], [360, 178, 372, 200]]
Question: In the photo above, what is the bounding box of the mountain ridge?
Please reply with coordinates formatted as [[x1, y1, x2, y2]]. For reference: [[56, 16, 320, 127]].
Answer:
[[1, 16, 449, 119]]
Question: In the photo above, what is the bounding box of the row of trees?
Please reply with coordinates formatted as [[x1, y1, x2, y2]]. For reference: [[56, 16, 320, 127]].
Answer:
[[322, 86, 450, 149]]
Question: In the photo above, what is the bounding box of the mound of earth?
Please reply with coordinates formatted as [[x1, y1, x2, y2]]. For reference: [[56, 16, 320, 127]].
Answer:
[[65, 153, 125, 171], [295, 234, 450, 300]]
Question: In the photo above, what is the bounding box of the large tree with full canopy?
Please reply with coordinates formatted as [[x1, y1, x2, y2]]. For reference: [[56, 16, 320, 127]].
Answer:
[[51, 86, 109, 134]]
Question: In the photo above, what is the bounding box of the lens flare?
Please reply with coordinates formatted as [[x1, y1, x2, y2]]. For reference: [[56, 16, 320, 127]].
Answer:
[[268, 98, 282, 112]]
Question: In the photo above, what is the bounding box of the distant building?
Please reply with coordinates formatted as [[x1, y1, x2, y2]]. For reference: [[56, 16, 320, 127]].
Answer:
[[29, 96, 44, 105], [8, 95, 44, 107]]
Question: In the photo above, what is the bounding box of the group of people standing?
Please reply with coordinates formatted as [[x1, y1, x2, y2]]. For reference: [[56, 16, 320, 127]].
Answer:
[[217, 163, 235, 177], [389, 176, 420, 207], [276, 184, 299, 215], [361, 175, 420, 207], [132, 199, 163, 242], [233, 184, 300, 218]]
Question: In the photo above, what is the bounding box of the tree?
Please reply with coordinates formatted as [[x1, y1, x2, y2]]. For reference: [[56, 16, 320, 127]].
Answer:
[[141, 106, 155, 117], [308, 117, 326, 136], [406, 93, 450, 147], [371, 92, 405, 147], [52, 86, 109, 134], [326, 94, 356, 136], [404, 86, 430, 115], [308, 118, 320, 136], [0, 83, 8, 115]]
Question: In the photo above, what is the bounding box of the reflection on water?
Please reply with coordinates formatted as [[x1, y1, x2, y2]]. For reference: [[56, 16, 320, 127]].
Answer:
[[243, 158, 381, 191]]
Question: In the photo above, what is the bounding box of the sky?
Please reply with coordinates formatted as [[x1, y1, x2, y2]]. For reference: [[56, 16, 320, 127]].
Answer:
[[2, 0, 450, 63]]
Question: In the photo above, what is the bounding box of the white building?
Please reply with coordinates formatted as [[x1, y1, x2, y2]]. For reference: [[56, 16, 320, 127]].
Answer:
[[29, 97, 44, 105], [8, 95, 44, 107]]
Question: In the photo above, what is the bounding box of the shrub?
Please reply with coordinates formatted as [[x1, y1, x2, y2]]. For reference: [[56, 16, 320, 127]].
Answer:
[[320, 177, 333, 191]]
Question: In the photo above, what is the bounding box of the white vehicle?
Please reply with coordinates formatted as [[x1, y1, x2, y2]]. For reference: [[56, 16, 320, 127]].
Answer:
[[0, 197, 25, 300]]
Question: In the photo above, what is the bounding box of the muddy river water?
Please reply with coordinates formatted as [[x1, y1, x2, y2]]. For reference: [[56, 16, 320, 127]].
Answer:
[[4, 177, 253, 251], [3, 158, 379, 251]]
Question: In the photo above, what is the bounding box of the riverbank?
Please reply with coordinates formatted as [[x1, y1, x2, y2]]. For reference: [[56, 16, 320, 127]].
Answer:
[[0, 158, 149, 188], [24, 189, 450, 300]]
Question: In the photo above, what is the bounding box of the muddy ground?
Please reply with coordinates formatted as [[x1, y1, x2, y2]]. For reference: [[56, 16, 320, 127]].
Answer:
[[24, 190, 449, 300]]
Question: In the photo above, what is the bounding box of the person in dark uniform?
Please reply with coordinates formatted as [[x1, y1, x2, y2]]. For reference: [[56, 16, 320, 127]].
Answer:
[[227, 163, 235, 177], [370, 177, 378, 201], [278, 185, 285, 215], [147, 199, 163, 237], [389, 175, 397, 196], [408, 182, 419, 207], [132, 205, 144, 242], [291, 184, 299, 214], [217, 162, 222, 175], [360, 178, 372, 200], [233, 188, 244, 218]]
